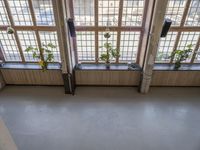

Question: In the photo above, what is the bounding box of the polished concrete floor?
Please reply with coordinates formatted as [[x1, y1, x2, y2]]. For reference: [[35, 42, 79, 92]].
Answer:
[[0, 86, 200, 150]]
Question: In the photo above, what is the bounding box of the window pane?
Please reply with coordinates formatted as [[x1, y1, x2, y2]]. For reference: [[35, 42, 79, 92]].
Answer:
[[18, 31, 39, 62], [73, 0, 94, 26], [194, 48, 200, 63], [8, 0, 33, 25], [39, 31, 60, 62], [185, 0, 200, 26], [32, 0, 55, 26], [98, 31, 117, 62], [119, 31, 140, 62], [122, 0, 145, 26], [0, 31, 21, 61], [177, 32, 199, 62], [0, 0, 10, 25], [165, 0, 186, 26], [76, 31, 95, 62], [156, 32, 177, 63], [98, 0, 119, 26]]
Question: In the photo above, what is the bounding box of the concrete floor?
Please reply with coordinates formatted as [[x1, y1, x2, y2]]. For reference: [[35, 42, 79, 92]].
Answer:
[[0, 86, 200, 150]]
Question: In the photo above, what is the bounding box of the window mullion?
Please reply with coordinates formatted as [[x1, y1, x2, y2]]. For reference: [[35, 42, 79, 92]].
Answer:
[[95, 0, 98, 63], [136, 0, 149, 64], [0, 45, 5, 62], [170, 32, 181, 63], [3, 0, 25, 62], [190, 36, 200, 63], [28, 0, 44, 62], [170, 0, 192, 63], [180, 0, 192, 27], [116, 0, 123, 63]]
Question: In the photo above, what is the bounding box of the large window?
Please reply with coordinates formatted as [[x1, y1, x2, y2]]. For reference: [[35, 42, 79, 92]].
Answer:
[[72, 0, 147, 64], [156, 0, 200, 64], [0, 0, 61, 63]]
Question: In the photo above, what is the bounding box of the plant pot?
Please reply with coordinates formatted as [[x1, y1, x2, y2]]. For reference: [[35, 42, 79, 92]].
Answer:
[[174, 62, 181, 70], [105, 63, 110, 69]]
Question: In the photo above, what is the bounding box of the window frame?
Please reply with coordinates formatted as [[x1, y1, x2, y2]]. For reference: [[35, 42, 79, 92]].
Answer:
[[156, 0, 200, 64], [0, 0, 62, 63], [70, 0, 149, 64]]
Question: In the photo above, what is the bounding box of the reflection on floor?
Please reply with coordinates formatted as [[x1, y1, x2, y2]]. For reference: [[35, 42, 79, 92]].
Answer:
[[0, 86, 200, 150], [0, 118, 17, 150]]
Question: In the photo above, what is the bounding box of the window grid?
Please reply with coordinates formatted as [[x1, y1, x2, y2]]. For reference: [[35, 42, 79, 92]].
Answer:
[[8, 0, 33, 26], [73, 0, 94, 26], [185, 0, 200, 26], [17, 31, 39, 62], [0, 0, 10, 25], [72, 0, 147, 63], [165, 0, 186, 26], [98, 0, 119, 26], [119, 31, 140, 62], [0, 0, 61, 64], [0, 31, 21, 61], [122, 0, 144, 26], [98, 32, 117, 62], [177, 32, 199, 62], [156, 32, 177, 63], [76, 31, 95, 62], [32, 0, 55, 26], [39, 31, 60, 62]]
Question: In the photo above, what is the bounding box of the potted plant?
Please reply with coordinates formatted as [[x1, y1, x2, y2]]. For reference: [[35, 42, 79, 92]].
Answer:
[[99, 32, 120, 68], [25, 43, 56, 71], [169, 44, 193, 70]]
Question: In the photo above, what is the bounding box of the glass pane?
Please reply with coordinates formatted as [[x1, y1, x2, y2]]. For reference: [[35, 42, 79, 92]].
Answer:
[[39, 31, 60, 62], [73, 0, 94, 26], [194, 48, 200, 63], [156, 32, 177, 63], [76, 31, 95, 62], [177, 32, 199, 62], [165, 0, 186, 26], [32, 0, 55, 26], [119, 31, 140, 62], [0, 0, 10, 25], [122, 0, 145, 26], [98, 31, 117, 62], [0, 31, 21, 61], [185, 0, 200, 26], [98, 0, 119, 26], [8, 0, 33, 25], [18, 31, 39, 62]]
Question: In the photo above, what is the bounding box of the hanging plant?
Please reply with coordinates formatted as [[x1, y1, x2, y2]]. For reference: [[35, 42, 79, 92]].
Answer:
[[25, 43, 56, 71], [6, 26, 15, 34]]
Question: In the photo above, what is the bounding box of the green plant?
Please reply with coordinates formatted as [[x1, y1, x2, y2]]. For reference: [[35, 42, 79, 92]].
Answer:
[[99, 32, 120, 65], [25, 43, 56, 71], [156, 52, 170, 62], [7, 26, 15, 34], [169, 44, 193, 69]]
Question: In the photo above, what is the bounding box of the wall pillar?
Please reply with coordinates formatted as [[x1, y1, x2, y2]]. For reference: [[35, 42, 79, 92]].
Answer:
[[140, 0, 169, 93], [0, 71, 5, 90]]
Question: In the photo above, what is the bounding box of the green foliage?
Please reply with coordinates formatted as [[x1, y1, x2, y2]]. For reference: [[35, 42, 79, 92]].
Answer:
[[7, 27, 15, 34], [169, 44, 193, 69], [25, 43, 56, 71], [99, 32, 120, 64], [156, 52, 170, 62]]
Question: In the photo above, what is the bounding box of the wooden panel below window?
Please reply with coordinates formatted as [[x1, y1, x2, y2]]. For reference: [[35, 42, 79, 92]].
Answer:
[[75, 70, 141, 86], [151, 71, 200, 86], [1, 69, 63, 85]]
